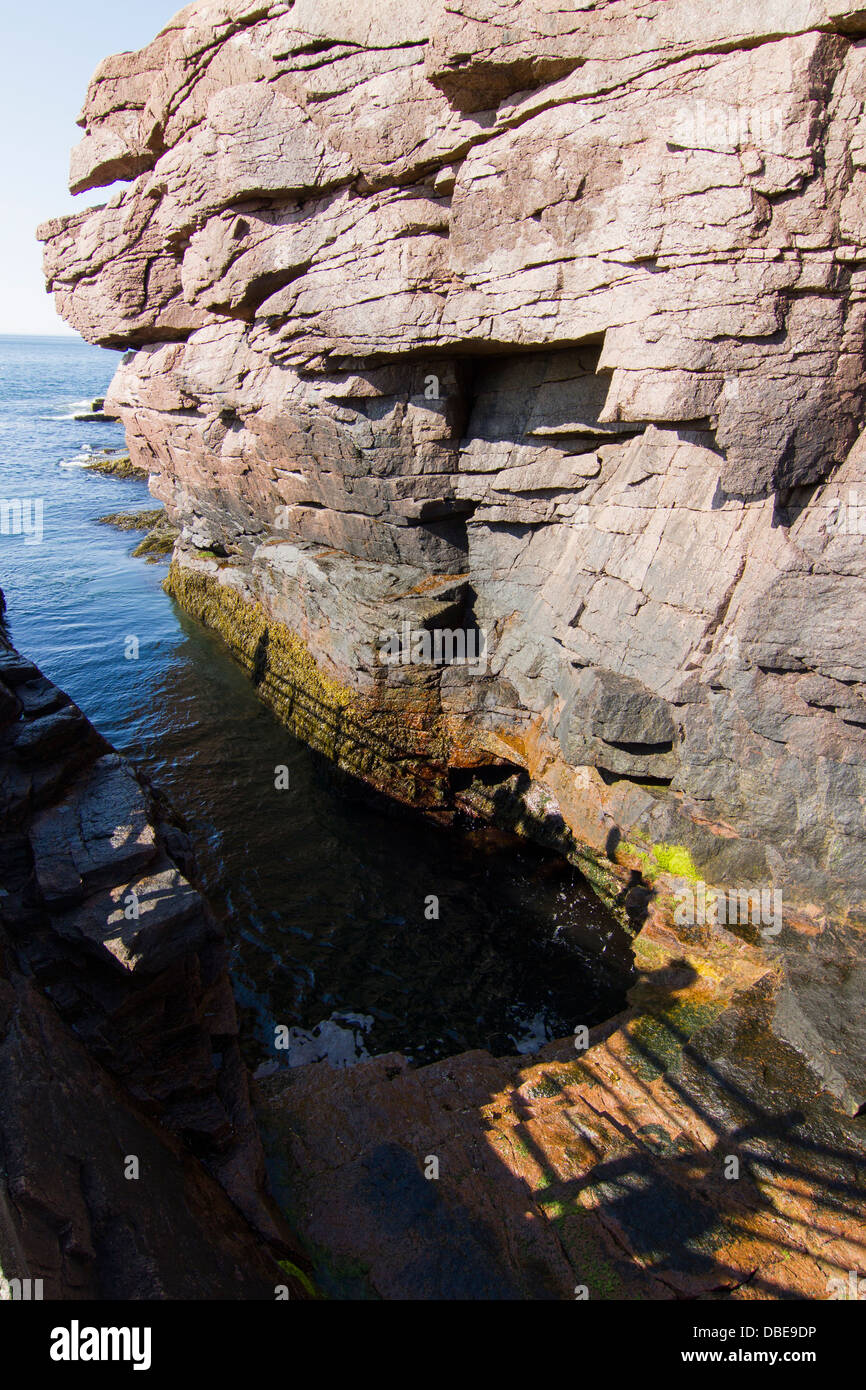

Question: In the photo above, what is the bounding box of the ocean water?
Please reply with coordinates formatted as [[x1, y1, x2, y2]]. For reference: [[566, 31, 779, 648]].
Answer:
[[0, 334, 633, 1070]]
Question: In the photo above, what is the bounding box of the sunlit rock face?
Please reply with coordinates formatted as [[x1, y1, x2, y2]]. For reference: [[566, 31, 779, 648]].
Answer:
[[40, 0, 866, 917]]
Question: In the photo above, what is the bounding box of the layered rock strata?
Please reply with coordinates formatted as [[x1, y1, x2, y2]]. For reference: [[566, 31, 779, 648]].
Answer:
[[39, 1, 866, 1137], [40, 0, 866, 927], [0, 633, 308, 1298]]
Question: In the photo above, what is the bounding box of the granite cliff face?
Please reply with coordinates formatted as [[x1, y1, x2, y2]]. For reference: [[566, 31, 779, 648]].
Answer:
[[28, 0, 866, 1301], [41, 2, 866, 921]]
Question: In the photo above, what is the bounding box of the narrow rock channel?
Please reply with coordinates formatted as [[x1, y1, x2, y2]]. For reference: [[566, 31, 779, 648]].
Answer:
[[3, 0, 866, 1310]]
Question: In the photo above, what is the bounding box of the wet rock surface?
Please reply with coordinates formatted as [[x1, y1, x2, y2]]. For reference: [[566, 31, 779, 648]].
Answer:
[[0, 634, 309, 1298], [259, 906, 866, 1300]]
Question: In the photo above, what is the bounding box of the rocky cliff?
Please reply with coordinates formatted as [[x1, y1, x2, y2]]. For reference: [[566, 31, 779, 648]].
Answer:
[[31, 0, 866, 1301], [3, 639, 864, 1302], [39, 0, 866, 929]]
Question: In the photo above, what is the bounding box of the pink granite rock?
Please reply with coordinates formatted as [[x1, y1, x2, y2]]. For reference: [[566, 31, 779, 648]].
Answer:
[[39, 0, 866, 1088]]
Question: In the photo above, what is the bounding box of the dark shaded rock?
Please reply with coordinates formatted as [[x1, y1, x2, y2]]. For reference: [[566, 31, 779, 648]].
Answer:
[[29, 756, 159, 906], [0, 635, 310, 1297], [559, 668, 676, 777], [0, 968, 283, 1299]]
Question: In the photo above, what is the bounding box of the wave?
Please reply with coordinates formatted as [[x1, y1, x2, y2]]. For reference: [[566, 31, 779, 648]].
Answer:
[[40, 396, 116, 422], [58, 445, 128, 469], [58, 446, 100, 467]]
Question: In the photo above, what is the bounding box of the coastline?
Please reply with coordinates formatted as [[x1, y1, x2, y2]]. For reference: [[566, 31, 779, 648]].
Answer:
[[1, 583, 862, 1298]]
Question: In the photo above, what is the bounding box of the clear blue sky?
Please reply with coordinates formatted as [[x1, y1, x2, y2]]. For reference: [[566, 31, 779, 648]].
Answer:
[[1, 2, 182, 335]]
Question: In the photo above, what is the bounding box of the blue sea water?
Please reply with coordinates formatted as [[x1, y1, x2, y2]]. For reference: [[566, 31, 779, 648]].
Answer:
[[0, 334, 632, 1069]]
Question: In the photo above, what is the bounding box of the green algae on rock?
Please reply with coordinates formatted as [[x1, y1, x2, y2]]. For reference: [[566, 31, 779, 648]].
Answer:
[[162, 559, 454, 808], [98, 508, 179, 562], [132, 527, 178, 562], [84, 454, 147, 481], [97, 508, 165, 531]]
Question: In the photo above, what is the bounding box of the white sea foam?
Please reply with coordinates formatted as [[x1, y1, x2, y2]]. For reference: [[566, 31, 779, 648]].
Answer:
[[254, 1012, 375, 1072], [509, 1008, 552, 1054], [42, 397, 113, 421], [58, 447, 96, 468], [59, 446, 126, 469]]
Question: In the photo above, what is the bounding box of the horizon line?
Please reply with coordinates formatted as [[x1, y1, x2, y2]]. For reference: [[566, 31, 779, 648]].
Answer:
[[0, 331, 107, 341]]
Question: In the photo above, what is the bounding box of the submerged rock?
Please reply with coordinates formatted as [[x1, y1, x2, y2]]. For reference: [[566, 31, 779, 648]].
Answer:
[[259, 899, 866, 1300]]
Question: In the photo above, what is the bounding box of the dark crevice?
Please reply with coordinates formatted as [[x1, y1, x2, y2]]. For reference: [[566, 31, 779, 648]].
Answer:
[[596, 767, 674, 788], [603, 739, 675, 756]]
